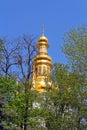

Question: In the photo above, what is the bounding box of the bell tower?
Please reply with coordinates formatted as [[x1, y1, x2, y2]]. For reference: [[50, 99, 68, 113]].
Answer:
[[32, 26, 52, 92]]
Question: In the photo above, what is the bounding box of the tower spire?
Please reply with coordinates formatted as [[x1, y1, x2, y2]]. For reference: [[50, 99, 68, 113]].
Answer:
[[32, 27, 52, 93], [42, 24, 44, 36]]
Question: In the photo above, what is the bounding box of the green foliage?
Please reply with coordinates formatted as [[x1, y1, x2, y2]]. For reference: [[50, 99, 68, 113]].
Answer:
[[62, 26, 87, 78], [43, 63, 87, 130], [0, 70, 86, 130], [61, 26, 87, 129], [0, 76, 16, 129], [6, 79, 46, 130]]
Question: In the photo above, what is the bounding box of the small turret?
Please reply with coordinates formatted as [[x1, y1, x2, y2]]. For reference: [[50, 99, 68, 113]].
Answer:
[[32, 26, 52, 92]]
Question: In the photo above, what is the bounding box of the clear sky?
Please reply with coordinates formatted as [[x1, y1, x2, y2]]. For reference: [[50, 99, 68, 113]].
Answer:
[[0, 0, 87, 64]]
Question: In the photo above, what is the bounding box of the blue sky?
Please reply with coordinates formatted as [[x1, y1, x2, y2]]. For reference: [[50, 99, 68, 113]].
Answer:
[[0, 0, 87, 64]]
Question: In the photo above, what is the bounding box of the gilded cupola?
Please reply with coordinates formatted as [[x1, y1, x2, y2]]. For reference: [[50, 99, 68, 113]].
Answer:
[[32, 26, 52, 93]]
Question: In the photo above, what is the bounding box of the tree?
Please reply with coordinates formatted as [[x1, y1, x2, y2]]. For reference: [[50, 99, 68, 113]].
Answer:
[[62, 26, 87, 78], [62, 26, 87, 129], [0, 34, 37, 130], [14, 34, 37, 80], [0, 75, 44, 130], [42, 63, 87, 130], [13, 34, 37, 130], [0, 34, 37, 79], [0, 75, 16, 130], [0, 38, 19, 76], [7, 80, 46, 130]]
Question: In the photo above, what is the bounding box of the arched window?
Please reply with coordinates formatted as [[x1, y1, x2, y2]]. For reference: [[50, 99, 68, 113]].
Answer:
[[35, 67, 37, 75], [47, 66, 50, 74], [43, 66, 46, 74], [38, 66, 41, 75]]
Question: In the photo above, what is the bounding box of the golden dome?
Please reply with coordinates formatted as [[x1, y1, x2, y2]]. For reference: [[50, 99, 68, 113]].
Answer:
[[37, 35, 49, 48], [38, 36, 48, 42], [32, 26, 52, 93]]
